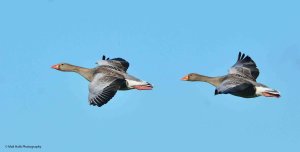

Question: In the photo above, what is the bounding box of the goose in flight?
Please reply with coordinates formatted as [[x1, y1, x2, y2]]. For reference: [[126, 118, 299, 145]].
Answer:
[[52, 55, 153, 107], [181, 52, 280, 98]]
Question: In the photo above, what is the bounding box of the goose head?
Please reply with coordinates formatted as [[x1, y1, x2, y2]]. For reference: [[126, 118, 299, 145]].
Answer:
[[51, 63, 75, 71], [181, 73, 201, 81]]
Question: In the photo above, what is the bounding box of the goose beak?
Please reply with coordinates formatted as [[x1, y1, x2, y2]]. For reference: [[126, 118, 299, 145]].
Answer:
[[181, 75, 189, 81], [51, 64, 60, 70]]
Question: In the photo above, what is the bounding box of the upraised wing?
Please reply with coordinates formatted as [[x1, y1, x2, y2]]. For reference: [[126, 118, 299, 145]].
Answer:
[[97, 55, 130, 72], [88, 74, 125, 107], [229, 52, 260, 80]]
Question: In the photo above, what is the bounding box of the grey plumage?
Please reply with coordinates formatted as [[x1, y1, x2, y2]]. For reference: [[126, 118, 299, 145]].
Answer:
[[182, 52, 280, 98], [52, 55, 153, 108]]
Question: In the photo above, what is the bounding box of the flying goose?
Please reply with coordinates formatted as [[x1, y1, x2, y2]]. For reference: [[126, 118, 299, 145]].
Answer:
[[181, 52, 280, 98], [52, 55, 153, 107]]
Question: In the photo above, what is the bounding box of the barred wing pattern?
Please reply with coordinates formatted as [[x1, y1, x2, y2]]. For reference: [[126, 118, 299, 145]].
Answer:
[[88, 74, 125, 107]]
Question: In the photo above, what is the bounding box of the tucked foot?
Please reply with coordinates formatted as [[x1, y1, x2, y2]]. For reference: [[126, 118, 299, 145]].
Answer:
[[133, 84, 153, 90]]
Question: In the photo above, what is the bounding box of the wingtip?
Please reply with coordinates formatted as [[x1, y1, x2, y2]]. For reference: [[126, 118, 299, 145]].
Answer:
[[237, 51, 247, 60], [241, 53, 245, 60], [214, 89, 219, 95], [238, 52, 241, 61]]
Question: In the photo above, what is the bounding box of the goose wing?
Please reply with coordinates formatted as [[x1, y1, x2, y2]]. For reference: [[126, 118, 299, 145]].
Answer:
[[88, 73, 125, 107], [97, 55, 130, 72], [229, 52, 260, 80], [215, 78, 253, 95]]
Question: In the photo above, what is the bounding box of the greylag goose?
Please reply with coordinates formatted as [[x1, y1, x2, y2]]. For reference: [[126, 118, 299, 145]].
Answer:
[[52, 55, 153, 107], [181, 52, 280, 98]]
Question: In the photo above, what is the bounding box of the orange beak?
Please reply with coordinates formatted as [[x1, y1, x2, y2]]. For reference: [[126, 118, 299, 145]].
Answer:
[[51, 64, 60, 70], [181, 75, 189, 81]]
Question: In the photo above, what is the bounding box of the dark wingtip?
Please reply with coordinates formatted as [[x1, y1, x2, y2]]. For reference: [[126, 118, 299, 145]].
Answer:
[[243, 56, 252, 62], [214, 89, 219, 95], [241, 53, 245, 60], [102, 55, 110, 60], [90, 102, 103, 107], [238, 51, 247, 61], [238, 52, 241, 61]]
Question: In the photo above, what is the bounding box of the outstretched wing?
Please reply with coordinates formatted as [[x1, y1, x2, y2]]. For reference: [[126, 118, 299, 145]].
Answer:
[[97, 55, 130, 72], [88, 74, 125, 107], [228, 52, 260, 80]]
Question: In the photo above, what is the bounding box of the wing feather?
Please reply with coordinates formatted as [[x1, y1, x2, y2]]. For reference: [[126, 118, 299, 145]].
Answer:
[[88, 74, 125, 107], [97, 55, 130, 72], [215, 78, 252, 95], [229, 52, 260, 80]]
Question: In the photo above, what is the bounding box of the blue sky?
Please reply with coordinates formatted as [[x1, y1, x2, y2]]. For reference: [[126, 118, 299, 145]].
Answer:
[[1, 0, 300, 151]]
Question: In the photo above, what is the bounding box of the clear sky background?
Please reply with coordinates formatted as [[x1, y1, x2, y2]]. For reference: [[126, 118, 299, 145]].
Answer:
[[1, 0, 300, 152]]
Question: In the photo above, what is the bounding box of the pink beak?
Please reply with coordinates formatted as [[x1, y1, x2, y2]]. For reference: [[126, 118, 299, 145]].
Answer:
[[181, 75, 189, 81], [51, 64, 60, 70]]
